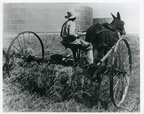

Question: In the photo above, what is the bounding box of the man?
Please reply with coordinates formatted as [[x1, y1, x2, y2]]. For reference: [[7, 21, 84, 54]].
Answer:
[[60, 8, 94, 65]]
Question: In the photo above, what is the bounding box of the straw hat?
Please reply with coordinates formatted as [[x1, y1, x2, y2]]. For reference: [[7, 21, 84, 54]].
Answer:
[[65, 8, 79, 19]]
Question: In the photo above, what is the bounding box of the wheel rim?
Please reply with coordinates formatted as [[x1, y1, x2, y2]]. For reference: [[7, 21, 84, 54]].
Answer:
[[110, 38, 132, 107], [6, 31, 44, 77]]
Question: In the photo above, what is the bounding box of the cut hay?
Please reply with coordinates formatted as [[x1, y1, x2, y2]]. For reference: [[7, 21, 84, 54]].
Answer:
[[3, 33, 140, 112]]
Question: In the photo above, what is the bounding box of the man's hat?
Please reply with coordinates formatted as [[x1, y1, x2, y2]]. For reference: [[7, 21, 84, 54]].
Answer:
[[65, 8, 79, 19]]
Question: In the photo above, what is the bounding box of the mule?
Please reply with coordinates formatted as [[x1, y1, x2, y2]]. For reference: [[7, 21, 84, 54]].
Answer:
[[86, 12, 126, 64], [85, 12, 126, 85]]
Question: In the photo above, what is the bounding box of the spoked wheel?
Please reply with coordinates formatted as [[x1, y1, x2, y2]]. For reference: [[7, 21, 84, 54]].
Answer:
[[6, 31, 44, 77], [110, 38, 132, 107]]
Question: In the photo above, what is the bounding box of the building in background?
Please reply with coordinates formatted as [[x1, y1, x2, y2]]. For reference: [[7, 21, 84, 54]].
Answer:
[[3, 3, 140, 34], [3, 4, 94, 33], [3, 3, 114, 34], [93, 18, 112, 25]]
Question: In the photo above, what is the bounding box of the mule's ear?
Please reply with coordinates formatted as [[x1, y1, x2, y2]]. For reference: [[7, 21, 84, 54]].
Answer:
[[111, 13, 116, 19], [117, 12, 121, 20]]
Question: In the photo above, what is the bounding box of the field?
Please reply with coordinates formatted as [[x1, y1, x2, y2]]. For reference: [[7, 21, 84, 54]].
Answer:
[[3, 33, 140, 112]]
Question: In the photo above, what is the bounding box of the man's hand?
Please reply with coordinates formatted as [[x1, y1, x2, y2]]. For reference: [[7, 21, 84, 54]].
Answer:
[[76, 33, 81, 38], [77, 31, 86, 36]]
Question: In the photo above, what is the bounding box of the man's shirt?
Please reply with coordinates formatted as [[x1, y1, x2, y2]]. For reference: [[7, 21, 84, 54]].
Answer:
[[61, 20, 78, 38]]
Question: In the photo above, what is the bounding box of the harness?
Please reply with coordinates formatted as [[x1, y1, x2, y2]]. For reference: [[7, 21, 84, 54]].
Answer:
[[86, 23, 119, 51], [96, 23, 120, 34]]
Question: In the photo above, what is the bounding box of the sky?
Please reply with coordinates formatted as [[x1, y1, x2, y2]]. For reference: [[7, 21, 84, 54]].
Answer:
[[70, 2, 140, 33], [42, 2, 140, 33], [0, 1, 142, 33]]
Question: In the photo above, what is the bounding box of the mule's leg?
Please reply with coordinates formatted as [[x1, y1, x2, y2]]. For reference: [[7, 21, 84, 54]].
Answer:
[[97, 49, 105, 66], [93, 48, 99, 63], [71, 49, 77, 63], [96, 49, 106, 85]]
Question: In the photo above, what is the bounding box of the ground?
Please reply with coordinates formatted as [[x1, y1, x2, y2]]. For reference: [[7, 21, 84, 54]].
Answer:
[[3, 33, 140, 112]]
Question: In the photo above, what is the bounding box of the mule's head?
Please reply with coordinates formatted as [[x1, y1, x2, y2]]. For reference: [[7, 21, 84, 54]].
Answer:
[[111, 12, 126, 35]]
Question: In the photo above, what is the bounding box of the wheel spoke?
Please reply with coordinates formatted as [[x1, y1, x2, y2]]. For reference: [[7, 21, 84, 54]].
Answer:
[[7, 31, 44, 77], [26, 32, 30, 45], [12, 43, 26, 59], [114, 75, 125, 102], [113, 74, 120, 90], [116, 50, 122, 69], [17, 38, 24, 55], [124, 64, 131, 71], [123, 74, 130, 87], [11, 45, 22, 54], [23, 33, 27, 49], [121, 41, 125, 63], [123, 55, 130, 66]]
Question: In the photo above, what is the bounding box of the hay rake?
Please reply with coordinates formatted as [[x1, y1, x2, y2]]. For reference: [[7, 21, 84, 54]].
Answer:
[[5, 31, 132, 108]]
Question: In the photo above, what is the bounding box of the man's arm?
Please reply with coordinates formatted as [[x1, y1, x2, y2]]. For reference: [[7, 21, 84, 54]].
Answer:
[[68, 21, 79, 37]]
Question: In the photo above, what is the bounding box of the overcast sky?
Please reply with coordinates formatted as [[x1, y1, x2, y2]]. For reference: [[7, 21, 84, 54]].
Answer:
[[2, 2, 141, 33], [69, 2, 140, 33], [42, 2, 140, 33]]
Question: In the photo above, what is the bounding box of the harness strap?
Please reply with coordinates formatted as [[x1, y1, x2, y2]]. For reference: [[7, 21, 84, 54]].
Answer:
[[102, 23, 121, 33]]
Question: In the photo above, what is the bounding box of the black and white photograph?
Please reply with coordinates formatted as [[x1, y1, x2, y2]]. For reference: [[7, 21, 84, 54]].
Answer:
[[1, 0, 143, 112]]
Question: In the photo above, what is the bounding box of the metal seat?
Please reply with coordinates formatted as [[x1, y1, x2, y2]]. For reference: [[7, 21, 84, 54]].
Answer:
[[61, 41, 82, 62]]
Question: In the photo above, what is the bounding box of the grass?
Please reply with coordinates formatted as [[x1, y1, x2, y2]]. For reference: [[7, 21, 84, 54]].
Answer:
[[3, 33, 140, 112]]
